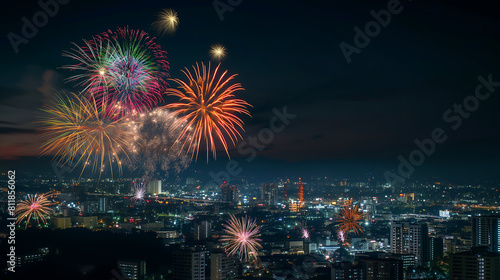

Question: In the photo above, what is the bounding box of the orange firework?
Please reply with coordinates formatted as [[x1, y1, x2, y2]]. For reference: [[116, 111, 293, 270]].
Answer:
[[335, 203, 364, 235], [164, 62, 251, 161], [15, 193, 54, 229]]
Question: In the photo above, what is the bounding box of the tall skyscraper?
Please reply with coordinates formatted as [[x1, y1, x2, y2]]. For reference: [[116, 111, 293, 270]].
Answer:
[[298, 178, 304, 208], [173, 250, 206, 280], [261, 183, 278, 206], [147, 180, 162, 195], [390, 220, 429, 266], [220, 182, 238, 204], [472, 215, 500, 253], [211, 249, 238, 280], [98, 197, 108, 213], [194, 221, 211, 241], [450, 247, 500, 280], [117, 259, 146, 280], [428, 236, 444, 264]]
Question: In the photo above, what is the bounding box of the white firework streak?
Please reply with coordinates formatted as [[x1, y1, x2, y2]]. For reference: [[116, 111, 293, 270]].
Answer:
[[220, 215, 262, 262], [132, 182, 147, 203]]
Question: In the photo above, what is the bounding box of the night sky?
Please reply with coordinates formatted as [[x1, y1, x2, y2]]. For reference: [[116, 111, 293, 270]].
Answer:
[[1, 0, 500, 182]]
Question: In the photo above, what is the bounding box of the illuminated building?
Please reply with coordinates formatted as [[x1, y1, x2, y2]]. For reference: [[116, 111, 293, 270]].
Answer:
[[211, 249, 238, 280], [390, 220, 429, 266], [472, 215, 500, 253], [298, 178, 304, 208], [194, 220, 211, 241], [220, 182, 238, 204], [147, 180, 162, 195], [450, 247, 500, 280], [117, 259, 146, 280], [52, 216, 71, 229], [173, 250, 206, 280]]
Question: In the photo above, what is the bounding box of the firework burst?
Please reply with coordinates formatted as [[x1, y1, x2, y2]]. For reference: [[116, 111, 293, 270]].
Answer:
[[153, 8, 179, 35], [132, 182, 147, 203], [164, 62, 251, 161], [335, 203, 364, 235], [15, 193, 53, 229], [39, 92, 136, 178], [63, 27, 169, 116], [209, 44, 226, 61], [127, 108, 191, 180], [299, 221, 310, 240], [221, 215, 262, 262]]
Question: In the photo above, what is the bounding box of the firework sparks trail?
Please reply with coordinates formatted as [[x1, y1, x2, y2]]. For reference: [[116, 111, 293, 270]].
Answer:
[[15, 193, 54, 229], [126, 108, 191, 180], [164, 62, 251, 161], [153, 9, 179, 35], [335, 203, 364, 235], [221, 215, 262, 262], [132, 182, 147, 203], [39, 92, 136, 179], [62, 27, 170, 116]]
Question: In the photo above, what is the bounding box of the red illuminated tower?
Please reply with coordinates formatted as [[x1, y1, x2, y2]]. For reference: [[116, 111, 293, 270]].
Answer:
[[298, 178, 304, 208]]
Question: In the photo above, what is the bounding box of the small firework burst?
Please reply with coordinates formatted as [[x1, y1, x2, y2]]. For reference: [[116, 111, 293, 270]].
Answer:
[[221, 215, 262, 262], [154, 8, 179, 35], [164, 62, 251, 161], [337, 230, 346, 244], [335, 203, 364, 235], [15, 193, 53, 229], [209, 44, 226, 61], [132, 182, 147, 203], [299, 221, 310, 240]]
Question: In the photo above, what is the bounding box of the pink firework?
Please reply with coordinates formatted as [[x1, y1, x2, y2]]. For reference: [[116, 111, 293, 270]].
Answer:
[[299, 221, 310, 240], [337, 230, 346, 244], [221, 215, 262, 261], [63, 27, 170, 116]]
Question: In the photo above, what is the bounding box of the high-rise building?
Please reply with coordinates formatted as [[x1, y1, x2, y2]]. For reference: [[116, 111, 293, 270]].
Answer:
[[472, 215, 500, 253], [211, 249, 238, 280], [331, 261, 363, 280], [117, 259, 146, 280], [194, 221, 211, 241], [173, 250, 206, 280], [390, 220, 429, 266], [72, 216, 98, 229], [98, 197, 108, 213], [428, 236, 444, 264], [449, 247, 500, 280], [261, 183, 278, 206], [81, 200, 98, 215], [298, 178, 304, 208], [358, 256, 403, 280], [220, 183, 238, 204], [52, 217, 71, 229], [147, 180, 162, 195]]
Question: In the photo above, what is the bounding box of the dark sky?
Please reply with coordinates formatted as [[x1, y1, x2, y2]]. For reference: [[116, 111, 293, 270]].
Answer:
[[1, 0, 500, 182]]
